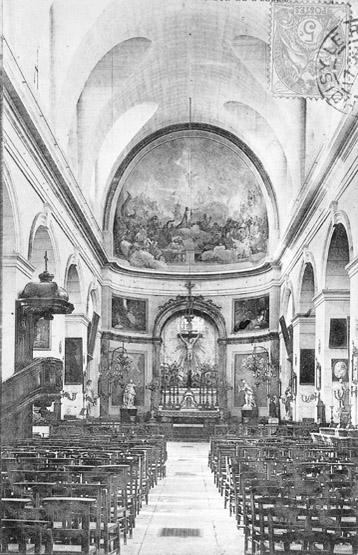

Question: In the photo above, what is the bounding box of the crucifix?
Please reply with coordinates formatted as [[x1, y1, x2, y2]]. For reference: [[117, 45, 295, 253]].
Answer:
[[185, 280, 195, 298], [184, 280, 195, 328], [44, 250, 49, 272]]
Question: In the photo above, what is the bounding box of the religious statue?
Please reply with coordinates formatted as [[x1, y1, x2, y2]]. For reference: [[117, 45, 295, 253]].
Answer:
[[282, 386, 293, 421], [123, 379, 136, 408], [239, 379, 256, 409], [147, 377, 161, 410], [268, 394, 279, 418], [84, 379, 97, 417]]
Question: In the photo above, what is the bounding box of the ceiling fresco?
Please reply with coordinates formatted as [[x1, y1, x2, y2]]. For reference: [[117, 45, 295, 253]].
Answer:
[[113, 136, 268, 270]]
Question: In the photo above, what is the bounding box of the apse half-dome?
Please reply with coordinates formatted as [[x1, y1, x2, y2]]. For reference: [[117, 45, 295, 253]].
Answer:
[[112, 131, 269, 271]]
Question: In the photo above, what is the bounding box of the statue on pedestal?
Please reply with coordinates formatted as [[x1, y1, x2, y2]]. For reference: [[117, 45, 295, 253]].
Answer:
[[84, 379, 98, 417], [282, 386, 293, 421], [239, 379, 256, 409], [123, 380, 136, 408], [268, 394, 279, 418]]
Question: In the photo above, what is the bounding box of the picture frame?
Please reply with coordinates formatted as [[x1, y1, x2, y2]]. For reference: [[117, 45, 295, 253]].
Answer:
[[112, 295, 147, 333], [329, 318, 348, 349], [87, 312, 100, 361], [299, 349, 315, 385], [33, 318, 51, 350], [64, 337, 83, 385], [315, 359, 321, 391], [233, 296, 269, 333], [331, 358, 349, 383]]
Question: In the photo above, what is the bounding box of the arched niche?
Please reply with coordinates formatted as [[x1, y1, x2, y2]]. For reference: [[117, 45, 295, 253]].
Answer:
[[325, 224, 350, 289], [152, 295, 227, 384], [29, 225, 56, 276], [65, 264, 83, 313], [299, 263, 316, 315]]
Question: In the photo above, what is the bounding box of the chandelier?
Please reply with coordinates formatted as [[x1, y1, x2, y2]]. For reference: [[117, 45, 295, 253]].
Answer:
[[241, 342, 277, 390], [99, 343, 133, 389]]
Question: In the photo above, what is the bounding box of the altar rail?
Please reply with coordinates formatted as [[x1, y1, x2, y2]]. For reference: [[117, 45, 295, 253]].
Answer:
[[160, 386, 218, 409]]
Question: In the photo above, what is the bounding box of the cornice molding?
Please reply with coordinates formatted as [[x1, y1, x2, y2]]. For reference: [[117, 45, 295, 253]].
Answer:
[[65, 313, 91, 327], [291, 314, 316, 328], [102, 331, 155, 344], [220, 331, 279, 345], [104, 260, 275, 281], [3, 253, 35, 279], [313, 289, 350, 307]]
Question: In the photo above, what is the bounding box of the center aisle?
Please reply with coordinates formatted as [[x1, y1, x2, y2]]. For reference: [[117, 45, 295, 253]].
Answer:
[[124, 441, 245, 555]]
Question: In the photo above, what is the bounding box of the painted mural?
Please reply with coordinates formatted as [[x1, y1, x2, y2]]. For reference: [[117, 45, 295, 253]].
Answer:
[[234, 353, 267, 408], [112, 296, 147, 332], [113, 137, 268, 269], [111, 352, 145, 406]]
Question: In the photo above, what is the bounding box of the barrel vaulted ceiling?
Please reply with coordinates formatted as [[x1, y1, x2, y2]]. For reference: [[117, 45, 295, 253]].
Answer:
[[4, 0, 350, 257]]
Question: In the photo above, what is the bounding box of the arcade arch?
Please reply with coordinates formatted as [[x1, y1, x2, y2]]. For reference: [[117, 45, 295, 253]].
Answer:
[[29, 225, 56, 277]]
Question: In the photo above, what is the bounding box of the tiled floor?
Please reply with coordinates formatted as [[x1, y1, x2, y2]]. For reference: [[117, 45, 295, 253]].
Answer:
[[123, 441, 245, 555]]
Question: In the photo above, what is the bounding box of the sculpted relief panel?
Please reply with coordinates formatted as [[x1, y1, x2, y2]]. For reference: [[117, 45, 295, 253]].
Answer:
[[113, 136, 268, 270]]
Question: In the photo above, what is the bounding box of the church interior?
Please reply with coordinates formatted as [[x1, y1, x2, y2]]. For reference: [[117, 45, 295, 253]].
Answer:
[[3, 1, 358, 553]]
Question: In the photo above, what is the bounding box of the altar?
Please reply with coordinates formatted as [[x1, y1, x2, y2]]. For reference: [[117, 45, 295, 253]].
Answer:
[[147, 290, 230, 439], [153, 383, 222, 439]]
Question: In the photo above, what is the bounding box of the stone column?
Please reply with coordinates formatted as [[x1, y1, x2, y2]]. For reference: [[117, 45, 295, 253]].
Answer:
[[314, 290, 350, 425], [292, 314, 316, 422], [217, 338, 228, 413], [347, 257, 358, 425]]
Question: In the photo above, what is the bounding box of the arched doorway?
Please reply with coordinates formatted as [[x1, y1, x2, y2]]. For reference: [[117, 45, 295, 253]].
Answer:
[[324, 223, 350, 425], [295, 262, 317, 422]]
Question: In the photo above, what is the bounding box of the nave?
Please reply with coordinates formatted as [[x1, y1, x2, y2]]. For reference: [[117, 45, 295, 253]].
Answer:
[[123, 442, 243, 555]]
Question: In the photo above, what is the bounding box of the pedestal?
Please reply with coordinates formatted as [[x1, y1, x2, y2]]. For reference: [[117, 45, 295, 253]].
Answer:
[[241, 408, 258, 424], [120, 408, 137, 424]]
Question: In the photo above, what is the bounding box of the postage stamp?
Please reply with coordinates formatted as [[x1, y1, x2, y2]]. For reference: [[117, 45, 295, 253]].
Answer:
[[270, 3, 350, 97]]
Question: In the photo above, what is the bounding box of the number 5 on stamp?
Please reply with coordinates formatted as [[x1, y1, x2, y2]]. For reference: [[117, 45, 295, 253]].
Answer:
[[270, 3, 350, 98]]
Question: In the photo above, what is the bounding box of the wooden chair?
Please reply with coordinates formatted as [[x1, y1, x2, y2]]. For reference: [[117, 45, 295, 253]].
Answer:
[[1, 498, 52, 554], [80, 471, 130, 545], [42, 497, 98, 555], [65, 483, 120, 555]]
